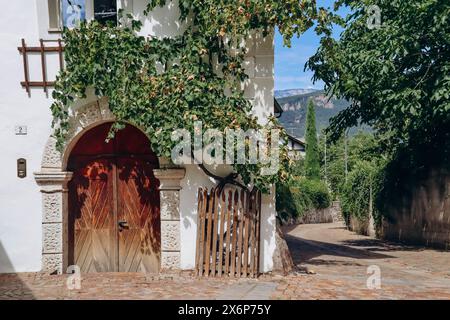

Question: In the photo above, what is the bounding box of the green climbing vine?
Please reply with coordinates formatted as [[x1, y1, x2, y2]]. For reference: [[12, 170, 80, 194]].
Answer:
[[51, 0, 339, 192]]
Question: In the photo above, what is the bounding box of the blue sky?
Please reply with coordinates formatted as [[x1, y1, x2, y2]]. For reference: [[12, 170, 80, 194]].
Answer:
[[274, 1, 349, 91]]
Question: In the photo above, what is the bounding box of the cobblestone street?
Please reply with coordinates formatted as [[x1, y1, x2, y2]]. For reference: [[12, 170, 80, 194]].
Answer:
[[1, 222, 449, 300]]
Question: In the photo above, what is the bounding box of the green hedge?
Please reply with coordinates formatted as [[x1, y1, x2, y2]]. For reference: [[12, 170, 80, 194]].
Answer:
[[276, 178, 331, 219], [340, 160, 382, 224]]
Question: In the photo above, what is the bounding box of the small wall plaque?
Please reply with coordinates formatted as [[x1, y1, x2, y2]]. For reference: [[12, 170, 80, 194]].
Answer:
[[15, 125, 27, 135], [17, 158, 27, 178]]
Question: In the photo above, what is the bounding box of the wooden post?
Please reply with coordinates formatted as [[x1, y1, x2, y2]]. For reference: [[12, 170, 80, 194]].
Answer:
[[230, 190, 239, 277], [58, 38, 64, 70], [204, 188, 214, 276], [210, 188, 220, 276], [21, 39, 30, 95], [39, 39, 47, 93], [224, 190, 233, 276], [236, 190, 245, 277], [217, 191, 227, 277]]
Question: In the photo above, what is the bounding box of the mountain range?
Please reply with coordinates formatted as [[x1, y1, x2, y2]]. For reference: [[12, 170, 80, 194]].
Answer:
[[276, 89, 351, 139], [274, 88, 318, 98]]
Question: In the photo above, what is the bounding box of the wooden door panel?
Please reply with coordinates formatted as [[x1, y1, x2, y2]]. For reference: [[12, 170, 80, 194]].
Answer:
[[68, 123, 161, 273], [117, 158, 160, 273], [70, 159, 116, 272]]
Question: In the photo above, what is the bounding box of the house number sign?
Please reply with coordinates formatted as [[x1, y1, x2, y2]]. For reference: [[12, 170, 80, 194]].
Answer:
[[15, 125, 27, 135]]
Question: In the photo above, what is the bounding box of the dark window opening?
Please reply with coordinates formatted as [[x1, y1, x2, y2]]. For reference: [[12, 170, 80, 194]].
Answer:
[[94, 0, 117, 25]]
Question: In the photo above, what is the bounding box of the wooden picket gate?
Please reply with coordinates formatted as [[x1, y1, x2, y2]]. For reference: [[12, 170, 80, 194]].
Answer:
[[195, 187, 261, 278]]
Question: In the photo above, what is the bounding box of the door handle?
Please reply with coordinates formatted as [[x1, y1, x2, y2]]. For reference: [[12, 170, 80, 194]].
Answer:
[[118, 220, 129, 231]]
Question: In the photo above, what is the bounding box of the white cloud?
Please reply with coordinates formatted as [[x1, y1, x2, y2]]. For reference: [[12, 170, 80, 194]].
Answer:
[[275, 75, 324, 91]]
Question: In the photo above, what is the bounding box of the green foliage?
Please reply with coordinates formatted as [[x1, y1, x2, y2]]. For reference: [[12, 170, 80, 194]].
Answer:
[[340, 160, 381, 222], [288, 157, 305, 178], [309, 1, 450, 226], [304, 100, 321, 179], [298, 178, 332, 210], [321, 131, 384, 197], [308, 0, 450, 156], [276, 183, 310, 220], [320, 134, 346, 197], [50, 1, 341, 192], [276, 177, 331, 219]]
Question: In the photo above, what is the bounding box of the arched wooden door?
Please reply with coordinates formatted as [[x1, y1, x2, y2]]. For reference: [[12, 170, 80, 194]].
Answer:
[[68, 123, 160, 273]]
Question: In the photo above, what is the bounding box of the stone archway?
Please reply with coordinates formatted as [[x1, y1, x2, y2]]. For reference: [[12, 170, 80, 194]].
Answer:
[[35, 99, 185, 274]]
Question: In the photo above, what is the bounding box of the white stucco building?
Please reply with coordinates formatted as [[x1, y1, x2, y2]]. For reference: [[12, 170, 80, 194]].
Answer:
[[0, 0, 277, 275]]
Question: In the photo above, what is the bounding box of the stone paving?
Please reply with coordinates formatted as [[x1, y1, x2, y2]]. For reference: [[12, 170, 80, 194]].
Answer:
[[1, 222, 449, 300], [273, 222, 450, 300]]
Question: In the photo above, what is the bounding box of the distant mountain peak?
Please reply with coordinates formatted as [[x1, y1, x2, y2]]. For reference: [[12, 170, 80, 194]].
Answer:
[[277, 90, 350, 138], [274, 88, 319, 98]]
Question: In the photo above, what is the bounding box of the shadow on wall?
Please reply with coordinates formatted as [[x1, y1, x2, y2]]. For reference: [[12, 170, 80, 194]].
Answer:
[[381, 167, 450, 250], [180, 165, 217, 269], [0, 242, 35, 299], [134, 0, 189, 38]]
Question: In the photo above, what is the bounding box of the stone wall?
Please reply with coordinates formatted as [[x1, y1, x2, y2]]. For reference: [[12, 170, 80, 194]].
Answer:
[[282, 201, 343, 225], [347, 216, 371, 236], [299, 201, 343, 224], [380, 167, 450, 249]]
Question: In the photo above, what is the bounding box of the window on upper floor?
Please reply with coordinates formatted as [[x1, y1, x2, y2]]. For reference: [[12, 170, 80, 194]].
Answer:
[[48, 0, 119, 30], [48, 0, 62, 31], [93, 0, 118, 25]]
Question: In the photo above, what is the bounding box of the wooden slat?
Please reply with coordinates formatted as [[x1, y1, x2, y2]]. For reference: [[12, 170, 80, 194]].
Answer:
[[210, 188, 220, 276], [195, 188, 204, 273], [236, 190, 245, 278], [40, 39, 47, 93], [20, 39, 30, 94], [204, 188, 215, 276], [217, 190, 227, 277], [18, 46, 65, 53], [254, 191, 261, 276], [195, 187, 261, 278], [249, 193, 256, 278], [242, 193, 251, 277], [224, 190, 233, 276], [230, 189, 239, 277], [21, 81, 56, 87], [58, 39, 64, 70], [198, 189, 208, 276]]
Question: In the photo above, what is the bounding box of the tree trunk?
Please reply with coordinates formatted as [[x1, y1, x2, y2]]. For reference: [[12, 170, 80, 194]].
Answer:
[[272, 225, 294, 275]]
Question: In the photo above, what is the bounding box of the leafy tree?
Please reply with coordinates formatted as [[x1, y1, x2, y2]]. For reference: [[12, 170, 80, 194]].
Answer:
[[304, 100, 321, 179], [307, 0, 450, 163], [320, 131, 385, 196], [319, 134, 346, 197]]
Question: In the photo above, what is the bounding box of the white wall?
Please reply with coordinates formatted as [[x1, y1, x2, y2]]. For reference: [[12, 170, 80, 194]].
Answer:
[[0, 0, 275, 273], [0, 1, 54, 273]]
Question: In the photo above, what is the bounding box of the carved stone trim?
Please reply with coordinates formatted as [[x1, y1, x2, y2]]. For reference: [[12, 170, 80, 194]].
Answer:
[[37, 100, 187, 274], [161, 251, 181, 270], [154, 168, 186, 270], [161, 221, 181, 251], [35, 171, 73, 274], [35, 171, 73, 190], [42, 254, 63, 274], [37, 98, 114, 274], [41, 98, 114, 170], [160, 191, 180, 221], [154, 168, 186, 191]]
